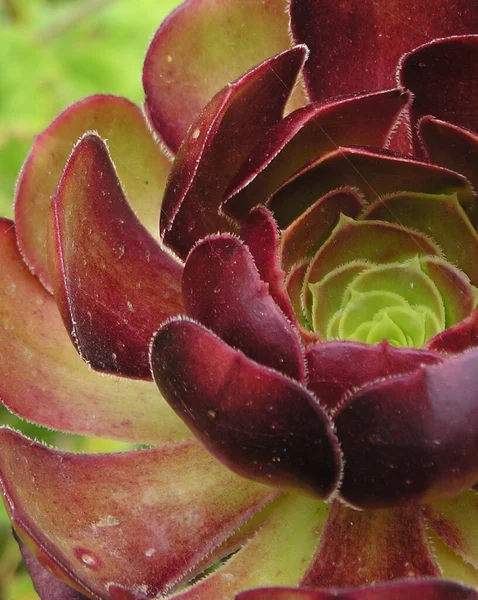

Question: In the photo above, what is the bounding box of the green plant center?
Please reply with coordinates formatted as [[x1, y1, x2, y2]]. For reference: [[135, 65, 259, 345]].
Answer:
[[309, 256, 468, 348]]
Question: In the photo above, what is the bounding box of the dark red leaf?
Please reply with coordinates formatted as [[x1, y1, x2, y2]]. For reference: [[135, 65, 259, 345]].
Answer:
[[182, 235, 304, 381], [151, 318, 341, 499], [290, 0, 478, 104], [160, 46, 307, 259], [48, 134, 183, 379], [335, 350, 478, 508]]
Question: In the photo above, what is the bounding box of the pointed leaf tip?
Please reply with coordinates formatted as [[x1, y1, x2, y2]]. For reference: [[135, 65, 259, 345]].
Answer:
[[48, 133, 183, 379]]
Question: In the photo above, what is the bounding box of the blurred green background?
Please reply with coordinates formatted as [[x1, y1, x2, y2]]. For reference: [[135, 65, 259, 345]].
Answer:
[[0, 0, 181, 597]]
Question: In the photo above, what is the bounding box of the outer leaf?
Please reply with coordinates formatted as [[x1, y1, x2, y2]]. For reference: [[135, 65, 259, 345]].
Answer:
[[0, 218, 189, 444], [174, 495, 328, 599], [236, 579, 478, 599], [143, 0, 305, 151], [426, 490, 478, 570], [335, 350, 478, 508], [48, 134, 183, 380], [301, 502, 438, 587], [290, 0, 478, 103], [223, 90, 408, 220], [306, 341, 442, 414], [160, 46, 307, 259], [15, 95, 171, 291], [16, 536, 90, 600], [151, 318, 341, 499], [0, 429, 275, 599], [182, 235, 304, 381], [400, 36, 478, 152]]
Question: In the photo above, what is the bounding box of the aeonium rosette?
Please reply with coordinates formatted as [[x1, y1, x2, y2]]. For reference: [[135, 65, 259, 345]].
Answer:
[[2, 0, 478, 599]]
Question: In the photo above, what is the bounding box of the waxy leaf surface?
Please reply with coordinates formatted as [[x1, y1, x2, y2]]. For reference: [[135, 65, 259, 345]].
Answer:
[[306, 341, 442, 414], [224, 90, 407, 220], [0, 218, 189, 444], [183, 235, 303, 381], [160, 46, 307, 259], [175, 495, 328, 599], [268, 147, 473, 228], [401, 36, 478, 150], [15, 95, 171, 291], [0, 429, 275, 599], [151, 319, 341, 498], [290, 0, 478, 103], [336, 351, 478, 508], [49, 134, 183, 379]]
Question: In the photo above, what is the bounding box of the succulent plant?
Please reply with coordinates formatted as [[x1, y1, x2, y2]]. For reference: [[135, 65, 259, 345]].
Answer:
[[2, 0, 478, 599]]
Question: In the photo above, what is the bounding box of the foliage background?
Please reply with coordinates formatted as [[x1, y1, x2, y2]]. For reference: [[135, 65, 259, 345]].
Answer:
[[0, 0, 182, 596]]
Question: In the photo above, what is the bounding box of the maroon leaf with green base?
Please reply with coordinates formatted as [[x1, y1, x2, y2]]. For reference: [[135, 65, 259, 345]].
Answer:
[[14, 95, 171, 292], [425, 489, 478, 571], [267, 147, 474, 229], [281, 189, 364, 272], [143, 0, 305, 152], [306, 341, 443, 414], [335, 350, 478, 508], [362, 192, 478, 286], [304, 218, 442, 316], [160, 46, 308, 259], [223, 89, 408, 220], [419, 117, 478, 227], [0, 218, 189, 444], [290, 0, 478, 104], [0, 428, 275, 599], [48, 133, 183, 380], [182, 235, 304, 381], [174, 495, 327, 600], [236, 579, 478, 599], [301, 501, 438, 587], [151, 318, 341, 499]]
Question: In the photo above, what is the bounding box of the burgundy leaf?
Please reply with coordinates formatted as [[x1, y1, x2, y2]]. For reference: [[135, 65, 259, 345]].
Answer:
[[48, 133, 183, 379], [241, 206, 295, 322], [182, 235, 304, 381], [223, 89, 408, 220], [400, 36, 478, 153], [306, 341, 443, 414], [267, 147, 473, 229], [160, 46, 308, 259], [427, 311, 478, 355], [420, 117, 478, 227], [151, 318, 341, 499], [0, 218, 189, 444], [14, 95, 171, 292], [335, 350, 478, 508], [301, 502, 438, 588], [290, 0, 478, 104], [0, 429, 274, 599]]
